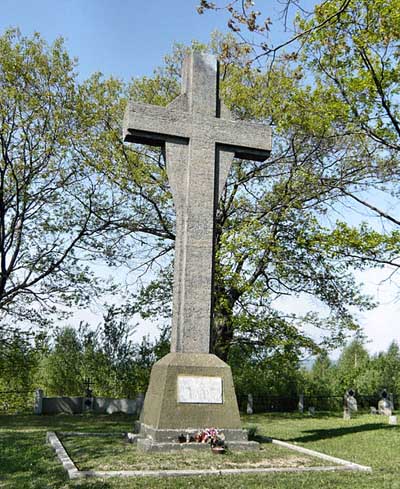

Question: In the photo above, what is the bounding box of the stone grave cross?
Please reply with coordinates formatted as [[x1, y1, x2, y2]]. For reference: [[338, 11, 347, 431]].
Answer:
[[123, 53, 271, 354]]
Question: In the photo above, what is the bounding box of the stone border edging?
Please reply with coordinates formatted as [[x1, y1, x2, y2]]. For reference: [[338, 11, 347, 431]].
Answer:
[[60, 432, 123, 437], [271, 439, 372, 472], [46, 432, 80, 480], [47, 431, 372, 479], [78, 465, 365, 478]]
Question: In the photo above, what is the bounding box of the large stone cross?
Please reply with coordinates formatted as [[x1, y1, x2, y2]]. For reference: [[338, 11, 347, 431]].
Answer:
[[123, 53, 271, 354]]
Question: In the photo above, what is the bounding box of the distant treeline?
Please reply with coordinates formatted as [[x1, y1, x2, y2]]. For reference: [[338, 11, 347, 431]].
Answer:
[[1, 309, 399, 412]]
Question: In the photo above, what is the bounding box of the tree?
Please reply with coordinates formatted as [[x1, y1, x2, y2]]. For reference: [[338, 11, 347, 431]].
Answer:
[[299, 0, 400, 156], [195, 2, 400, 357], [40, 308, 170, 398], [198, 1, 400, 238], [0, 327, 45, 410], [88, 306, 155, 398], [127, 41, 390, 363], [42, 327, 84, 396], [306, 351, 334, 396], [334, 338, 371, 393], [228, 328, 304, 400], [2, 26, 395, 370], [196, 0, 353, 66], [372, 341, 400, 394], [0, 29, 143, 326]]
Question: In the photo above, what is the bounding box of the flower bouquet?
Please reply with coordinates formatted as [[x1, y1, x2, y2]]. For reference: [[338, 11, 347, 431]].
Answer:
[[194, 428, 226, 453]]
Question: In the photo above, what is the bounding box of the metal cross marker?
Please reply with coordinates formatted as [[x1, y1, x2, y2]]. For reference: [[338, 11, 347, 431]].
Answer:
[[123, 53, 271, 354], [83, 378, 94, 397]]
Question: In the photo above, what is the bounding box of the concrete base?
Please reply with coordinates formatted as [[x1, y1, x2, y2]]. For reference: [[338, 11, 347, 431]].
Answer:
[[138, 423, 249, 443], [136, 438, 260, 452], [135, 352, 258, 451]]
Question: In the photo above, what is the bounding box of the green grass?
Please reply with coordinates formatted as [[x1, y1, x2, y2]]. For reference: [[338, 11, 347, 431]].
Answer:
[[61, 434, 321, 471], [1, 412, 399, 488]]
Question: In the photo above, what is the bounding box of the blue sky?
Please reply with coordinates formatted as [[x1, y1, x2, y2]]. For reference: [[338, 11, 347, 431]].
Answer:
[[0, 0, 232, 80], [1, 0, 398, 355]]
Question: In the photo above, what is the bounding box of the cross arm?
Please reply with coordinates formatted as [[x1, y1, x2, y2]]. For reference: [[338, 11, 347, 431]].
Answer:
[[213, 119, 272, 162], [123, 101, 190, 147]]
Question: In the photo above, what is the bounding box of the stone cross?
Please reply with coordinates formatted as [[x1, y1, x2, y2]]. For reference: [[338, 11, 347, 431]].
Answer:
[[123, 53, 271, 353]]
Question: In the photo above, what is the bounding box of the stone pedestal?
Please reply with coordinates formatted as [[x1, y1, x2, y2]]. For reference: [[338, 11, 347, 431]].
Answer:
[[135, 352, 257, 451], [123, 53, 270, 453]]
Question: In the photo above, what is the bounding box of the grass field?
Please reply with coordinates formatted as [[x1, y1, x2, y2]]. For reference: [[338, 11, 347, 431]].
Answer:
[[1, 412, 399, 488], [60, 433, 323, 471]]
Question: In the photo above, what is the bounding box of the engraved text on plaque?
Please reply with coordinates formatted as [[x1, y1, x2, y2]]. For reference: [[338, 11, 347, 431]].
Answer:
[[177, 376, 223, 404]]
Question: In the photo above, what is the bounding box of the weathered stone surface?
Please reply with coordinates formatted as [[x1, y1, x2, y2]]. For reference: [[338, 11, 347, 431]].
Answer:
[[122, 52, 271, 451], [378, 389, 393, 416], [343, 389, 357, 419], [177, 375, 223, 404], [136, 438, 260, 453], [378, 400, 393, 416], [138, 353, 243, 436], [123, 53, 271, 353]]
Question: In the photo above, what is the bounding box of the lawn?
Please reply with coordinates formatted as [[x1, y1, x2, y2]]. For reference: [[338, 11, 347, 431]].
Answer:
[[60, 434, 322, 471], [1, 412, 399, 488]]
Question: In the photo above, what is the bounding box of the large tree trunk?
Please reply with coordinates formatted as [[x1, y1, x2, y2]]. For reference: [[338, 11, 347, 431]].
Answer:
[[211, 286, 239, 362]]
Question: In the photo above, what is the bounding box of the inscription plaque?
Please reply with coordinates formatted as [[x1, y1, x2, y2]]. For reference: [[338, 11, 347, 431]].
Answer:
[[177, 376, 223, 404]]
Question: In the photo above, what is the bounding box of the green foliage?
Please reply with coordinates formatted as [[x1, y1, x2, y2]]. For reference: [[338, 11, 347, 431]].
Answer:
[[373, 341, 400, 394], [2, 21, 399, 383], [0, 29, 141, 326], [124, 40, 394, 364], [39, 306, 169, 398], [302, 339, 400, 402], [40, 327, 84, 396], [229, 340, 303, 400], [0, 327, 46, 411], [299, 0, 400, 158], [334, 338, 372, 393], [305, 351, 335, 396]]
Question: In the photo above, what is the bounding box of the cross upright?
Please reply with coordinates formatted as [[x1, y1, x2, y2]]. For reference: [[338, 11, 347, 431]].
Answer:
[[123, 53, 271, 354]]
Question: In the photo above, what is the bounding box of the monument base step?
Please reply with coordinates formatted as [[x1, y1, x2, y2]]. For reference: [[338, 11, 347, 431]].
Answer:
[[137, 422, 249, 443], [135, 437, 260, 452]]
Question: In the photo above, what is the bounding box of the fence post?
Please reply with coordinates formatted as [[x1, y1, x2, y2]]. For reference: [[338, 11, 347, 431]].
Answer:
[[298, 393, 304, 413], [246, 394, 254, 414], [136, 393, 144, 416], [34, 389, 44, 415]]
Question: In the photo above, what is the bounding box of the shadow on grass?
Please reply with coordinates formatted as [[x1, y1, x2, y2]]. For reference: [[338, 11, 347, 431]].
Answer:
[[61, 435, 131, 469], [0, 429, 116, 488], [0, 414, 137, 488], [288, 423, 393, 443], [0, 430, 65, 488], [68, 483, 114, 489], [242, 411, 345, 424]]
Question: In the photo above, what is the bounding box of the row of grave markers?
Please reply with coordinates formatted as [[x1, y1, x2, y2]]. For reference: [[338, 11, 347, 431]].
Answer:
[[245, 390, 397, 423]]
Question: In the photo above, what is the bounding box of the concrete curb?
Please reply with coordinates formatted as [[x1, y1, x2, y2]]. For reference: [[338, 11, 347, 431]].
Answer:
[[78, 465, 366, 478], [46, 432, 81, 479], [60, 432, 124, 437], [47, 432, 372, 479], [272, 439, 372, 472]]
